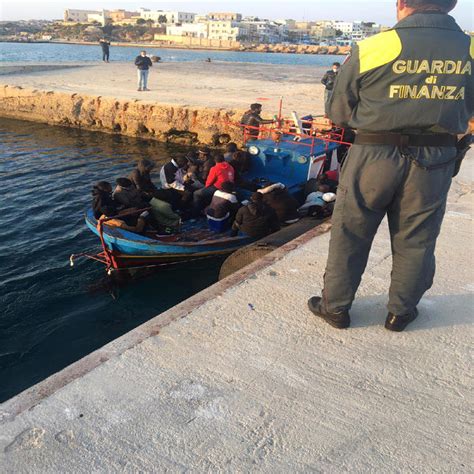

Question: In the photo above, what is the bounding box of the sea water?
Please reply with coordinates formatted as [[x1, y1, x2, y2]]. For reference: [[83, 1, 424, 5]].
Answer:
[[0, 118, 224, 402], [0, 41, 342, 67]]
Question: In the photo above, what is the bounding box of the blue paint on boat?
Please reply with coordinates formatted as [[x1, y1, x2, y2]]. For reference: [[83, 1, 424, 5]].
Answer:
[[84, 134, 340, 268]]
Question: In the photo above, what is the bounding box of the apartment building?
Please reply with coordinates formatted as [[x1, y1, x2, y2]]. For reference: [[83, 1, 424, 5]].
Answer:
[[139, 9, 196, 24], [208, 12, 242, 22], [207, 21, 246, 41], [63, 9, 100, 22], [166, 23, 209, 38], [240, 18, 282, 43]]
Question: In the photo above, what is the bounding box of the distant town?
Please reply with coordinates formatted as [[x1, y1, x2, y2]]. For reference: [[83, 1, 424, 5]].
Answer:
[[0, 8, 388, 52]]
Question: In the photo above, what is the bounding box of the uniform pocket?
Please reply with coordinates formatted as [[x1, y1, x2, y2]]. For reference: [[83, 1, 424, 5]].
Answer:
[[404, 146, 457, 170], [332, 184, 347, 225]]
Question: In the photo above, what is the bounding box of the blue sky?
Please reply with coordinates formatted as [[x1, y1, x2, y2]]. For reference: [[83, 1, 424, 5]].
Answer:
[[1, 0, 473, 30]]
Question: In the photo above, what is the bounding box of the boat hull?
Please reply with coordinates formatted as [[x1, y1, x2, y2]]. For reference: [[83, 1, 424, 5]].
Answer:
[[85, 210, 254, 269]]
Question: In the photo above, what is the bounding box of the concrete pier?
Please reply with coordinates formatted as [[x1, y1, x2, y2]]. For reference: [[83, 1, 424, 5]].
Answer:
[[1, 154, 472, 472], [0, 62, 326, 144]]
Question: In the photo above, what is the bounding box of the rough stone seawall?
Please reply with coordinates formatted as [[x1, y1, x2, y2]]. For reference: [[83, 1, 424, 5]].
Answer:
[[0, 85, 245, 145]]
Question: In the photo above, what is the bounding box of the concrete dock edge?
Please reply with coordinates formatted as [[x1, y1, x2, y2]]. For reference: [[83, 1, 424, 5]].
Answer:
[[0, 222, 332, 424]]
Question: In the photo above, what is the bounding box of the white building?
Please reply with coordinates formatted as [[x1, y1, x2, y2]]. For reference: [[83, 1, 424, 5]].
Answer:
[[166, 23, 209, 38], [332, 21, 354, 35], [139, 9, 196, 24], [240, 19, 282, 43], [208, 12, 242, 22], [87, 10, 110, 27], [207, 20, 246, 41], [64, 9, 100, 22]]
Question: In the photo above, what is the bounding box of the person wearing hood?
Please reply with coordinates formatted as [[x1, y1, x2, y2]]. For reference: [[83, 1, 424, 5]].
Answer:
[[192, 154, 235, 212], [231, 192, 280, 239], [113, 177, 149, 210], [258, 183, 300, 224], [92, 180, 147, 233], [92, 181, 118, 220]]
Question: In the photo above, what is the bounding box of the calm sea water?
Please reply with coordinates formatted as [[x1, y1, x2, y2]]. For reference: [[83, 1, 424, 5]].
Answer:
[[0, 41, 342, 67], [0, 118, 225, 402]]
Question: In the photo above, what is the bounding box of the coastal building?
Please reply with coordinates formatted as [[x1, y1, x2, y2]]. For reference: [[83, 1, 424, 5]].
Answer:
[[87, 10, 110, 27], [63, 9, 100, 22], [208, 21, 246, 41], [139, 9, 196, 24], [240, 18, 282, 43], [208, 12, 242, 22], [108, 10, 138, 23], [166, 23, 209, 38]]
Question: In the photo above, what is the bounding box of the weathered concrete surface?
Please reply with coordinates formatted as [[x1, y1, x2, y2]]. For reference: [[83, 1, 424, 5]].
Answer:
[[0, 154, 472, 472], [0, 84, 243, 145], [0, 62, 326, 144]]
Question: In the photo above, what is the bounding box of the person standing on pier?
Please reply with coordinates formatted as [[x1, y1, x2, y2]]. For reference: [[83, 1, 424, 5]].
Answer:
[[321, 62, 340, 116], [99, 39, 110, 63], [135, 50, 153, 91], [308, 0, 473, 332]]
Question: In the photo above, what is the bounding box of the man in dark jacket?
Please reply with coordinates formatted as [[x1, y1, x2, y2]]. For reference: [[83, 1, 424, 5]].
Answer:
[[129, 159, 159, 198], [240, 103, 274, 138], [231, 192, 280, 238], [206, 181, 240, 220], [92, 181, 117, 219], [135, 50, 153, 91], [308, 0, 473, 332], [99, 39, 110, 62], [321, 62, 340, 116], [259, 183, 300, 224], [113, 178, 149, 209]]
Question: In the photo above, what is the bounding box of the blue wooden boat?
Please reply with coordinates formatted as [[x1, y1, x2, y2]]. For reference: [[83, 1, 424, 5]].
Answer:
[[77, 123, 344, 273]]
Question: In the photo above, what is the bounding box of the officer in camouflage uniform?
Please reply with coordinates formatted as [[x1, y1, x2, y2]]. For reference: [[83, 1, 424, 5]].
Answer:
[[308, 0, 473, 331]]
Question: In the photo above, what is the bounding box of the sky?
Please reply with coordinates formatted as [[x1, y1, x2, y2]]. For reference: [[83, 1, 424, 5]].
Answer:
[[1, 0, 473, 30]]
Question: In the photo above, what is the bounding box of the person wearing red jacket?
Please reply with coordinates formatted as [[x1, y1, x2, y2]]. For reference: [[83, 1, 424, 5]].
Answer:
[[193, 154, 235, 214]]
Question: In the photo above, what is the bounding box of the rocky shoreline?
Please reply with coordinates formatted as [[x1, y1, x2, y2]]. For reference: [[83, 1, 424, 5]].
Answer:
[[19, 39, 351, 55]]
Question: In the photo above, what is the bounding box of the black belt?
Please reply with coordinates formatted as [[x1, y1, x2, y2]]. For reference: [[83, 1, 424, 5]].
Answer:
[[354, 133, 457, 147]]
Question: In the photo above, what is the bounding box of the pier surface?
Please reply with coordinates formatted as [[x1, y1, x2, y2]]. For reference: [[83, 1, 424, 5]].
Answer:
[[0, 62, 326, 144], [1, 155, 472, 472], [0, 61, 325, 112]]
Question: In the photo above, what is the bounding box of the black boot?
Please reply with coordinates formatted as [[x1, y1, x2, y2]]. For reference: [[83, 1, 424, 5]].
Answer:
[[307, 296, 350, 329], [385, 308, 419, 332]]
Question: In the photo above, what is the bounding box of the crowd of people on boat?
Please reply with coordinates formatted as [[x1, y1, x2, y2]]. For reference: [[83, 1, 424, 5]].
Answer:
[[91, 141, 338, 241]]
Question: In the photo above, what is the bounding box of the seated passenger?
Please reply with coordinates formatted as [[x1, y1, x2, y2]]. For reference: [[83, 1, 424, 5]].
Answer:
[[113, 177, 148, 209], [184, 163, 205, 190], [92, 181, 147, 233], [129, 159, 160, 200], [318, 170, 339, 193], [231, 192, 280, 239], [150, 189, 182, 233], [193, 154, 235, 213], [92, 181, 118, 219], [298, 185, 334, 218], [198, 147, 215, 181], [205, 181, 240, 232], [223, 142, 238, 162], [229, 151, 256, 191], [258, 183, 300, 224], [159, 154, 188, 192]]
